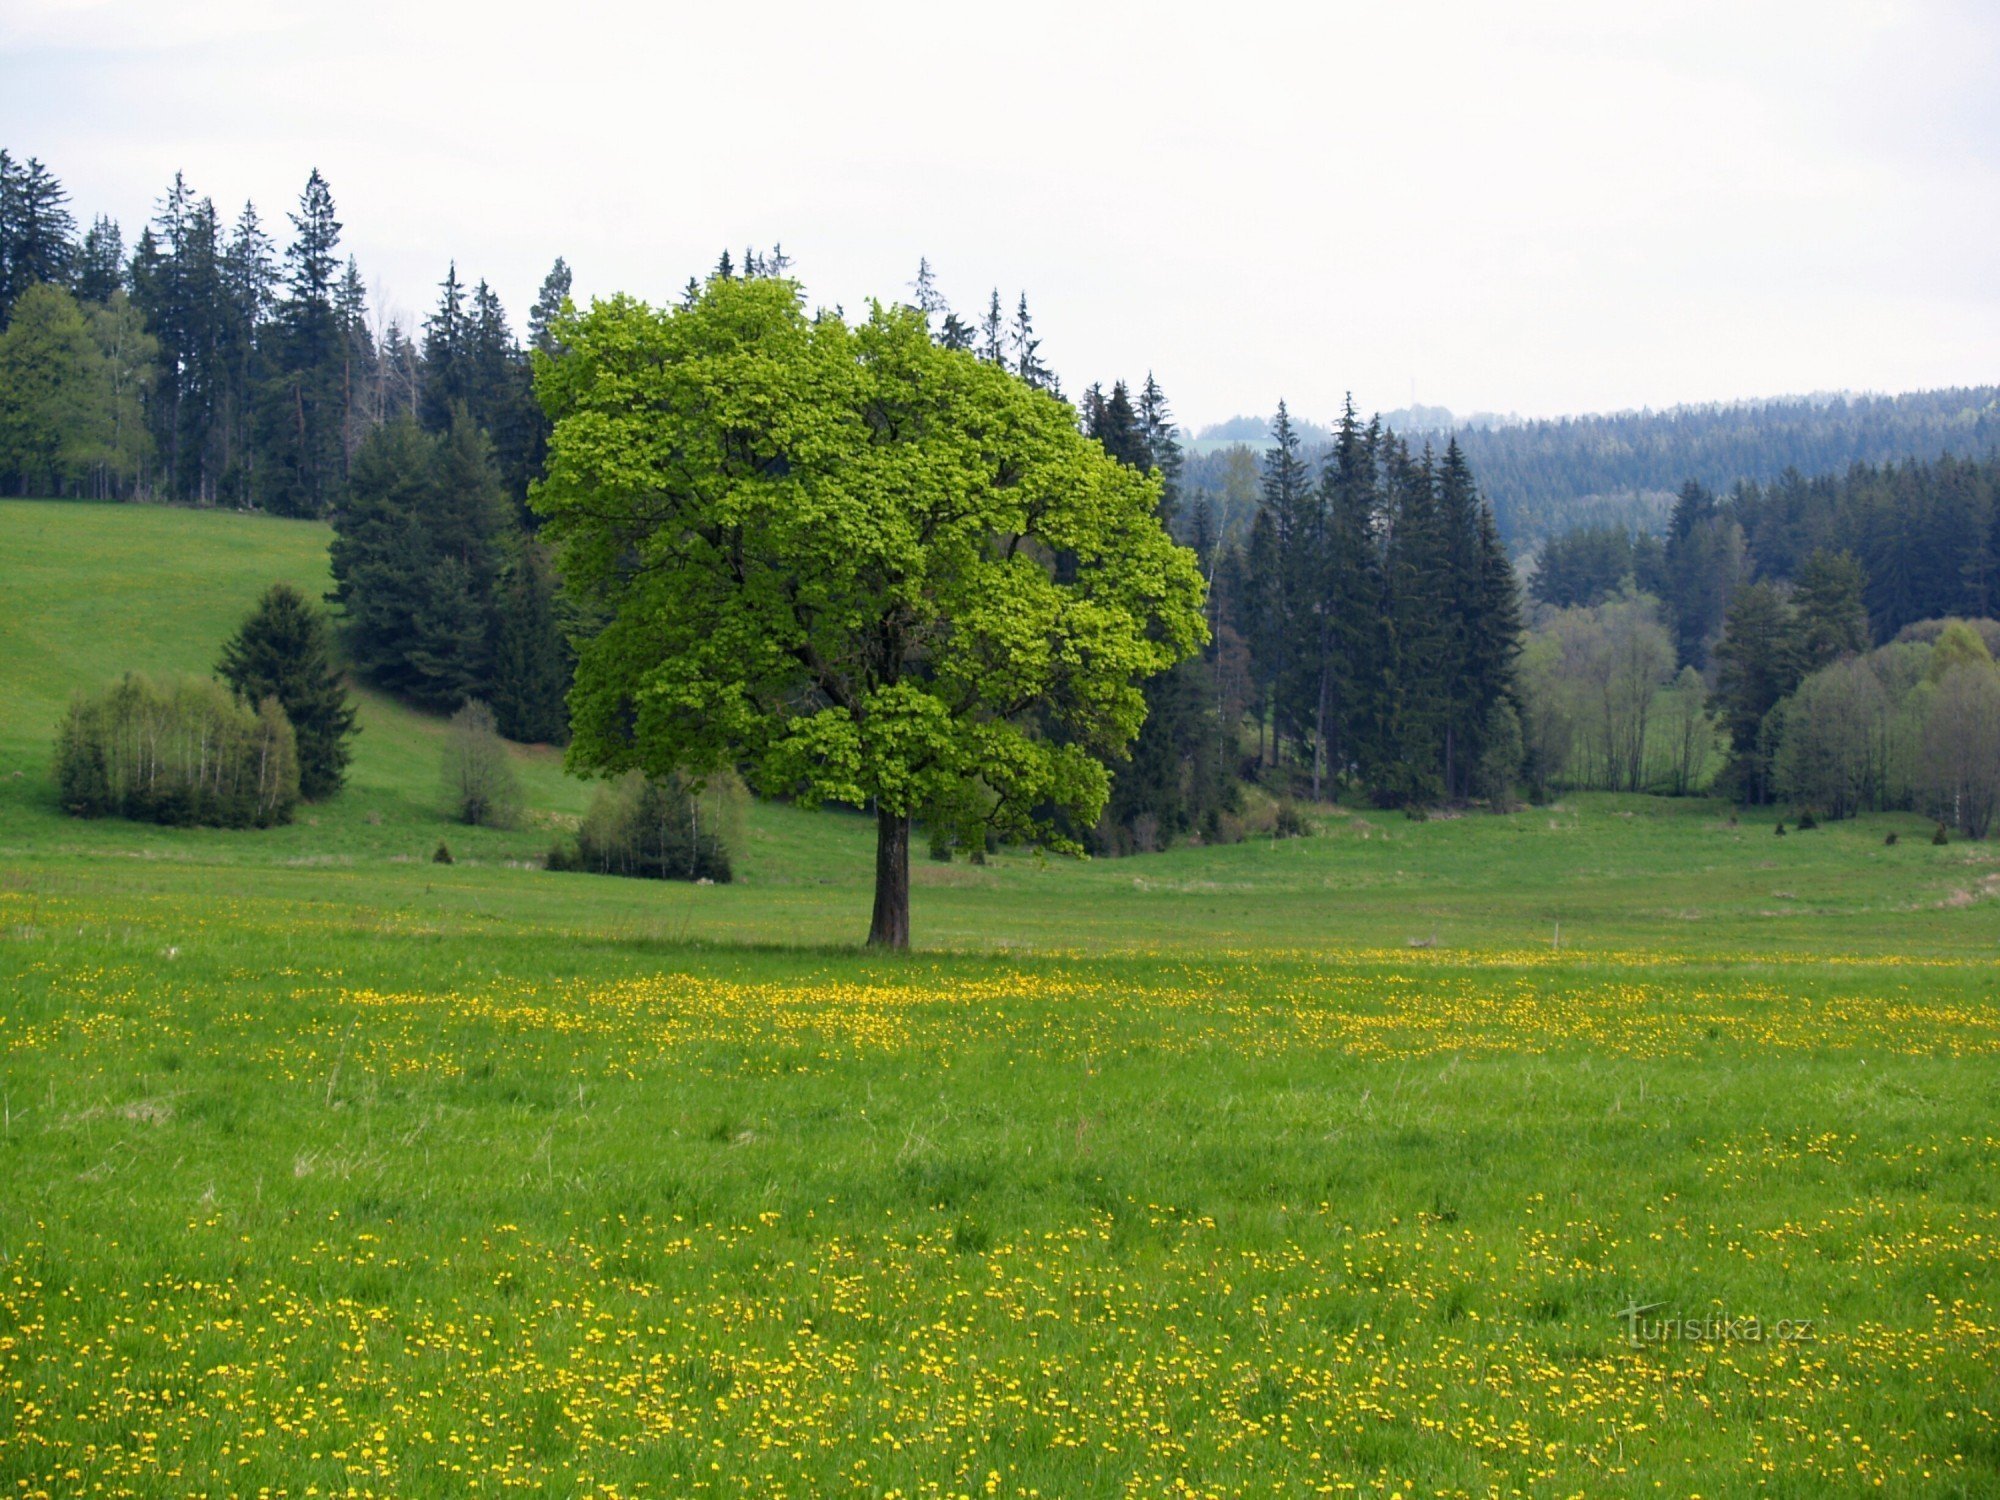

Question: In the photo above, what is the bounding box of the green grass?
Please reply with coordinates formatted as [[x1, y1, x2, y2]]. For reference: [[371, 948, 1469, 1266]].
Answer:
[[2, 498, 1999, 1497]]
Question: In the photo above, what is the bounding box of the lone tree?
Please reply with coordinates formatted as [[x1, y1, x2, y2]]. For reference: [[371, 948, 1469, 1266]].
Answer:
[[217, 582, 358, 799], [532, 276, 1206, 948]]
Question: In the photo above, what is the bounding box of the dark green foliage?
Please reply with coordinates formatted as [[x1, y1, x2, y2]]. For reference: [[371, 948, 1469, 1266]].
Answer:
[[1, 150, 564, 524], [1885, 830, 1898, 846], [433, 841, 453, 864], [1796, 809, 1818, 830], [0, 151, 77, 323], [1932, 822, 1949, 846], [331, 412, 568, 726], [1215, 402, 1522, 811], [1424, 387, 2000, 548], [1713, 582, 1801, 803], [1084, 373, 1237, 853], [1540, 453, 2000, 667], [487, 543, 572, 744], [1008, 294, 1052, 392], [255, 169, 347, 517], [1530, 524, 1657, 609], [55, 672, 298, 827], [1791, 548, 1870, 669], [1661, 481, 1742, 668], [527, 258, 572, 358], [72, 216, 123, 303], [546, 771, 732, 883], [216, 582, 358, 799]]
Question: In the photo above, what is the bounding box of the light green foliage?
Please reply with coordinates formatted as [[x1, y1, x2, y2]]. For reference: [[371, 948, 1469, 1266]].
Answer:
[[1923, 617, 1995, 681], [533, 278, 1207, 855], [55, 671, 298, 827], [443, 699, 523, 829], [1520, 589, 1688, 794], [0, 284, 156, 497]]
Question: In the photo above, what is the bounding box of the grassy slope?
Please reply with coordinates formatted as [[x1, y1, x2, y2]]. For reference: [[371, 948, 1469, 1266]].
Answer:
[[3, 499, 1999, 1497], [4, 499, 1996, 958]]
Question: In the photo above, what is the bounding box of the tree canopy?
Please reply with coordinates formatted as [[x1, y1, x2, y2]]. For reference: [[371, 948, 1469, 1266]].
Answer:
[[531, 276, 1206, 947]]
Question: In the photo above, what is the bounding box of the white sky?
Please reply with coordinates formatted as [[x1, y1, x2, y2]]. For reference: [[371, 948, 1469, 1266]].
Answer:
[[4, 0, 1996, 429]]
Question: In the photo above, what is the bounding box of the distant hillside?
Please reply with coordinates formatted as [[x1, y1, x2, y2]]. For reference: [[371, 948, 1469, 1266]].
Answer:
[[1452, 387, 2000, 547], [1184, 385, 2000, 551]]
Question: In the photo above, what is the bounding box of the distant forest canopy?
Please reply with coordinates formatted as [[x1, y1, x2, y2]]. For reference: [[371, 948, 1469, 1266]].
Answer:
[[0, 150, 1079, 513], [1530, 453, 2000, 651], [1184, 388, 2000, 552]]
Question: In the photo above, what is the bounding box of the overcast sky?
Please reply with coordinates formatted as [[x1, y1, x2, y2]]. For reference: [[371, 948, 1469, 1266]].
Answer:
[[5, 0, 1996, 430]]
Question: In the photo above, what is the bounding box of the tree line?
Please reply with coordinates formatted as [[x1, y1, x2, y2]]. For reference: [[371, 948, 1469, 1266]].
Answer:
[[1532, 455, 2000, 661], [1447, 388, 2000, 549], [10, 145, 1519, 853], [1520, 450, 2000, 822], [1178, 388, 2000, 554]]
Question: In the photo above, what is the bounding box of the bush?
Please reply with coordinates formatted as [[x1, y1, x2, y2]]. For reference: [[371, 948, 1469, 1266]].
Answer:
[[1933, 822, 1949, 846], [55, 673, 298, 827], [1797, 809, 1818, 830], [443, 700, 522, 828], [546, 770, 733, 882], [1272, 801, 1309, 839]]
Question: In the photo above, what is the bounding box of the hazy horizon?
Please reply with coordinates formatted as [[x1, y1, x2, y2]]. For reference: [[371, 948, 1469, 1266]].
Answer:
[[5, 0, 1996, 431]]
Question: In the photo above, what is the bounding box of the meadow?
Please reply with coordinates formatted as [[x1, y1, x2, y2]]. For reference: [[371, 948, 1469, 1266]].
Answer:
[[2, 499, 1998, 1497]]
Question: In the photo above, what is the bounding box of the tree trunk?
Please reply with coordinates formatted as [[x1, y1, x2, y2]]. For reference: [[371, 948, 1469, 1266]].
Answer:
[[868, 807, 911, 950]]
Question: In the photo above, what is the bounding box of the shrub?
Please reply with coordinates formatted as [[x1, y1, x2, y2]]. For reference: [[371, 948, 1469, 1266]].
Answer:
[[1272, 802, 1309, 839], [433, 841, 454, 864], [54, 673, 298, 827], [1885, 831, 1899, 846], [546, 770, 733, 882], [1796, 809, 1818, 830], [443, 700, 522, 828], [1933, 822, 1949, 846]]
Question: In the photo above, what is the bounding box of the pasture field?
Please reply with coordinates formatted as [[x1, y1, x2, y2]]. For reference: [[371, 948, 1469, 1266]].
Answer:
[[2, 499, 1999, 1497]]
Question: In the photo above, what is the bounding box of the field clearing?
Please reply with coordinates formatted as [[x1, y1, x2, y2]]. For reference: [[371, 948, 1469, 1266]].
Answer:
[[3, 499, 1999, 1495]]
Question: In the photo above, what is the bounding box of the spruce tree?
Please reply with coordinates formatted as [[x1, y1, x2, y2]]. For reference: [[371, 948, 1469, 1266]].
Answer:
[[258, 169, 346, 516], [420, 262, 468, 430], [217, 582, 359, 798], [488, 543, 572, 743], [408, 555, 491, 709], [1086, 377, 1231, 849], [1434, 436, 1520, 800], [909, 257, 947, 330], [1137, 373, 1183, 519], [527, 257, 572, 357], [937, 309, 975, 351], [73, 216, 124, 303], [1461, 482, 1525, 799], [1714, 581, 1800, 803], [0, 153, 77, 322], [1372, 439, 1449, 805], [219, 203, 276, 502], [978, 290, 1005, 364], [1791, 548, 1869, 669], [1261, 402, 1319, 772], [1009, 293, 1051, 391]]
